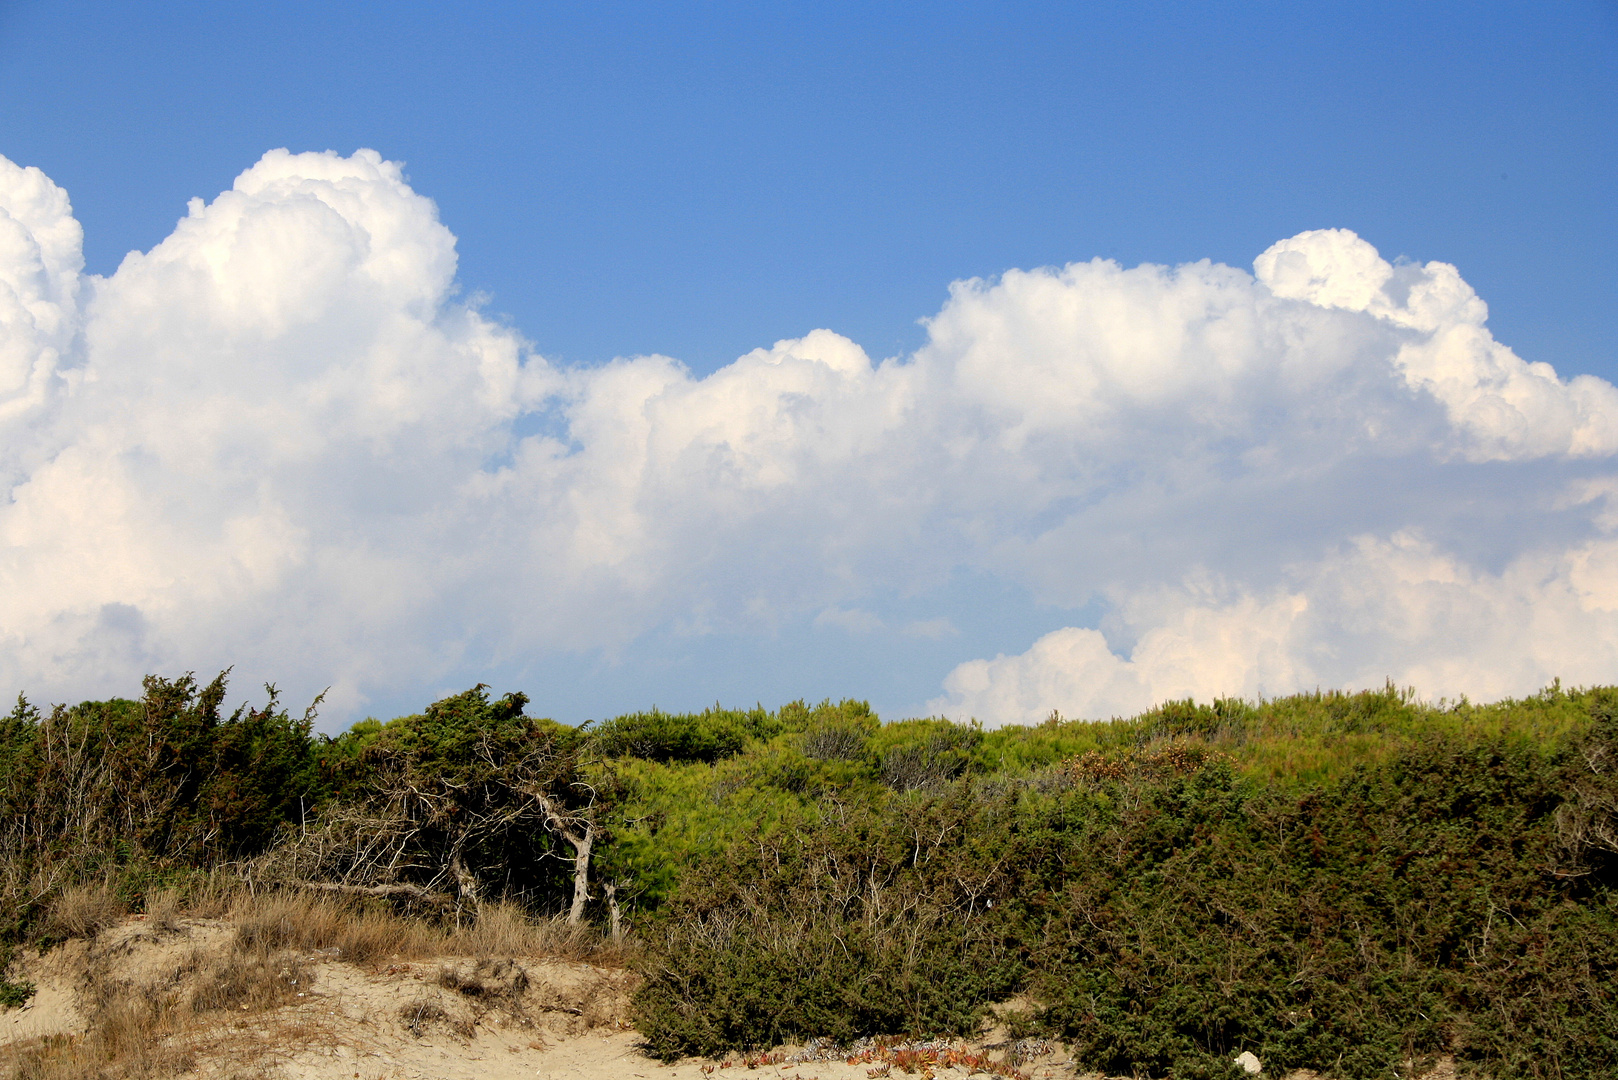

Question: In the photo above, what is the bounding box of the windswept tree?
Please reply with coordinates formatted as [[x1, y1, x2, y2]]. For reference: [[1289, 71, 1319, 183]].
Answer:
[[265, 686, 604, 920]]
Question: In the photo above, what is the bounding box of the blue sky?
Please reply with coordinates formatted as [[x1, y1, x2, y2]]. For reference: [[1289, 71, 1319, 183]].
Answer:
[[0, 2, 1615, 727], [4, 2, 1614, 378]]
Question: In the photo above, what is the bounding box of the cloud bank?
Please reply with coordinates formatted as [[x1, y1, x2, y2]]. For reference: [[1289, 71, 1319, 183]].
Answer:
[[1, 148, 1613, 724]]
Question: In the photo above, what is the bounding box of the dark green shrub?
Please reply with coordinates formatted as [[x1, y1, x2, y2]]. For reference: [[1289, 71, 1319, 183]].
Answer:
[[632, 783, 1024, 1058], [632, 701, 1618, 1079], [1024, 734, 1617, 1079], [0, 673, 323, 915]]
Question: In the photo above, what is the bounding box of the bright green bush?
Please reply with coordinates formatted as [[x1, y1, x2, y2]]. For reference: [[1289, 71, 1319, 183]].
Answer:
[[633, 690, 1618, 1079], [592, 704, 780, 764]]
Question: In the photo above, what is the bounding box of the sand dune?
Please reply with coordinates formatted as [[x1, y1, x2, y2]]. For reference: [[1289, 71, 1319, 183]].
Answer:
[[2, 915, 1093, 1080]]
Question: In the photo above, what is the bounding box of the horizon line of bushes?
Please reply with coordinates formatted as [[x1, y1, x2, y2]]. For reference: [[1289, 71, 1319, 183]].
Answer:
[[2, 673, 1616, 1078]]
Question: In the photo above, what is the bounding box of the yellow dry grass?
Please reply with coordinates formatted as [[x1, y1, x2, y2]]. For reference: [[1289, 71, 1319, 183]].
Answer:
[[228, 890, 627, 966], [43, 886, 124, 941]]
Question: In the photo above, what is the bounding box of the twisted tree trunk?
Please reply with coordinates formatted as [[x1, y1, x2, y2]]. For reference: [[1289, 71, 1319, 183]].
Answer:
[[447, 838, 482, 913], [533, 790, 595, 924], [603, 881, 623, 943]]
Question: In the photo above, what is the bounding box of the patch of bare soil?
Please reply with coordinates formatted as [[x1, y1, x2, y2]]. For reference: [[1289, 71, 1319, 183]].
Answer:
[[1, 914, 636, 1080]]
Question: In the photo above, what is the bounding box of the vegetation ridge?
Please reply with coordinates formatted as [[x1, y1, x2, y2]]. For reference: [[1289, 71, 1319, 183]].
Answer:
[[2, 676, 1614, 1079]]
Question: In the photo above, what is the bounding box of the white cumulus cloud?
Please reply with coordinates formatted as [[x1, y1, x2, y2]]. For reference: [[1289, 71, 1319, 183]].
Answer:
[[0, 150, 1612, 724], [931, 529, 1618, 725]]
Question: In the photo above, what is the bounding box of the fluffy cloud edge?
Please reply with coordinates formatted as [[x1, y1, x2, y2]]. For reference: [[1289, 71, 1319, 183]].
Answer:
[[929, 528, 1618, 726]]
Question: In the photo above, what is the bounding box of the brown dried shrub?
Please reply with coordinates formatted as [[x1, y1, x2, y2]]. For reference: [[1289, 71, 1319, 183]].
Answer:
[[45, 885, 124, 940]]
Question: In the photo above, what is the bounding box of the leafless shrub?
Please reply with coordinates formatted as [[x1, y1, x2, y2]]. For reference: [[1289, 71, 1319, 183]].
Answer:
[[242, 806, 456, 911], [881, 735, 976, 793], [1554, 736, 1618, 875], [243, 695, 603, 922]]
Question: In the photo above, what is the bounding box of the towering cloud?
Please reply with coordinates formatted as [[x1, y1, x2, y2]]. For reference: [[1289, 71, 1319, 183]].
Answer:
[[1, 150, 1611, 723]]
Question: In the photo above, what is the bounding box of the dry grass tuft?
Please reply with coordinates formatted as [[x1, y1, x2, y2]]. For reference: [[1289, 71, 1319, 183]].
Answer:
[[6, 978, 192, 1080], [174, 872, 250, 919], [141, 889, 181, 935], [398, 997, 475, 1040], [447, 901, 536, 956], [186, 948, 312, 1015], [447, 902, 620, 962], [227, 889, 629, 966], [44, 884, 124, 940], [230, 890, 438, 963]]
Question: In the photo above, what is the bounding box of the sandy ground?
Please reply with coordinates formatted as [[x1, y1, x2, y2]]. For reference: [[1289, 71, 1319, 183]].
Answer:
[[1, 916, 1085, 1080], [1, 916, 1446, 1080]]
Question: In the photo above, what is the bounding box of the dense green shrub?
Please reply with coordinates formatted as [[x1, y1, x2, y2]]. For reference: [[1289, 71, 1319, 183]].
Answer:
[[0, 673, 322, 911], [632, 784, 1025, 1058], [633, 696, 1618, 1079], [1021, 740, 1583, 1078], [593, 705, 780, 764]]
